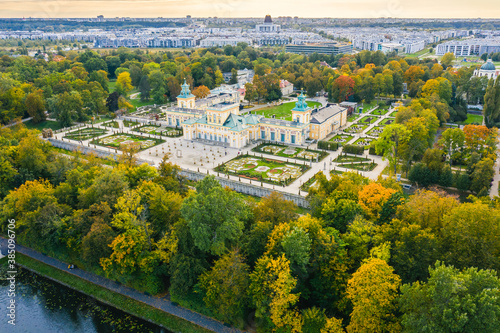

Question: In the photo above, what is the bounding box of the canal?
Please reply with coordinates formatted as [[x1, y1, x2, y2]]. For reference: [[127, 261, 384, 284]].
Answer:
[[0, 265, 168, 333]]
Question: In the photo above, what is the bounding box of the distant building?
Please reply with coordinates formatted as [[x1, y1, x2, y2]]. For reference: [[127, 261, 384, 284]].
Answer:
[[473, 59, 499, 80], [222, 69, 255, 85], [436, 39, 500, 56], [280, 80, 294, 96], [285, 42, 352, 55], [256, 15, 281, 33]]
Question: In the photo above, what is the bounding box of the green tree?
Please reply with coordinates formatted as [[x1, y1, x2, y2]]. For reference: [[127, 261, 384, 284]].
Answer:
[[138, 75, 151, 101], [483, 77, 500, 127], [181, 176, 251, 256], [25, 89, 46, 123], [375, 124, 410, 175], [400, 262, 500, 333], [440, 52, 455, 68]]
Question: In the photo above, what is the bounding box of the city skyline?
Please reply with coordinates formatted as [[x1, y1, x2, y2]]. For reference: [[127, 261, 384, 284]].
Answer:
[[1, 0, 500, 19]]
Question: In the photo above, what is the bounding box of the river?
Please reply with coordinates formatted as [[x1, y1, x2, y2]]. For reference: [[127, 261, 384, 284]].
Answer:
[[0, 266, 168, 333]]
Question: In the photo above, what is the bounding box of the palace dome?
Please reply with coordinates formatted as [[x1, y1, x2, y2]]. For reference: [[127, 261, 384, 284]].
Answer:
[[481, 60, 496, 71]]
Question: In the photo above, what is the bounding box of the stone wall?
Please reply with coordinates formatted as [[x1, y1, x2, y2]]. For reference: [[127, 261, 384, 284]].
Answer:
[[179, 169, 310, 208]]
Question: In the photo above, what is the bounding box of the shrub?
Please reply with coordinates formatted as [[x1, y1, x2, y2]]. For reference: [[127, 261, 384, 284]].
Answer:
[[343, 144, 364, 155], [318, 140, 339, 151]]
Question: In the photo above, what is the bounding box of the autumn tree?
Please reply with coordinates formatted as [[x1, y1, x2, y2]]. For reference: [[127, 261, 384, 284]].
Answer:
[[253, 191, 298, 225], [439, 127, 465, 166], [358, 183, 396, 220], [199, 249, 250, 325], [440, 52, 455, 68], [249, 254, 302, 332], [192, 85, 211, 99], [346, 258, 401, 333], [115, 72, 133, 97], [330, 75, 355, 103]]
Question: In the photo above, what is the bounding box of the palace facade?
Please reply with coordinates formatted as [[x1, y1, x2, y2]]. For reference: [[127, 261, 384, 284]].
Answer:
[[161, 81, 347, 149]]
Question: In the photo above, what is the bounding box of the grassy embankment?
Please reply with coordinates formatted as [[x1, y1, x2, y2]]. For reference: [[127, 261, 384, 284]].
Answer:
[[15, 253, 211, 333]]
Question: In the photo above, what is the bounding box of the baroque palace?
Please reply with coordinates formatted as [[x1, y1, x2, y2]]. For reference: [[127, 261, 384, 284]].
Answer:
[[160, 80, 348, 149]]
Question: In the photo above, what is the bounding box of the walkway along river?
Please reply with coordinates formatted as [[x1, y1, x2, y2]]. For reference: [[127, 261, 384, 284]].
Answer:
[[0, 237, 242, 333]]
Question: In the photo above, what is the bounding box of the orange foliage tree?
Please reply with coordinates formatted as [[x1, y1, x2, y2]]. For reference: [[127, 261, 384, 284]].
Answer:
[[358, 183, 396, 220], [192, 85, 211, 99]]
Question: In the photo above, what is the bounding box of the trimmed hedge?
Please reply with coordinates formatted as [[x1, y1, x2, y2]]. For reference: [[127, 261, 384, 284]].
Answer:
[[369, 145, 384, 156], [343, 144, 364, 155], [318, 140, 339, 151]]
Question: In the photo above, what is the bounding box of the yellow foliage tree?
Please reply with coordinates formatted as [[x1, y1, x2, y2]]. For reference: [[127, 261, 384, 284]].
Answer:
[[346, 258, 401, 333], [358, 183, 396, 220]]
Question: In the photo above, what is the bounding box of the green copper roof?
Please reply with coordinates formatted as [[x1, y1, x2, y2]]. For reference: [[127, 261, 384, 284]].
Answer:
[[291, 90, 311, 112], [178, 79, 195, 98]]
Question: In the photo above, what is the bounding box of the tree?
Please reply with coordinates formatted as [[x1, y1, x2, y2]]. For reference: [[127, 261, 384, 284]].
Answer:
[[180, 176, 251, 256], [81, 221, 116, 267], [346, 258, 401, 333], [400, 262, 500, 333], [25, 89, 46, 123], [53, 91, 84, 127], [244, 82, 257, 105], [321, 197, 362, 233], [115, 72, 133, 97], [249, 254, 302, 332], [253, 191, 298, 225], [469, 157, 495, 194], [330, 75, 355, 103], [375, 124, 410, 175], [199, 249, 250, 325], [138, 75, 151, 102], [440, 52, 455, 68], [400, 117, 429, 177], [192, 85, 211, 99], [439, 128, 465, 166], [148, 70, 166, 104], [442, 201, 500, 271], [229, 68, 238, 84], [483, 77, 500, 127], [106, 91, 119, 112], [358, 183, 396, 220]]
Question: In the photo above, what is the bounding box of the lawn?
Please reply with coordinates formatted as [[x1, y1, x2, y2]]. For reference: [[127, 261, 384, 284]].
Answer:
[[370, 108, 390, 116], [329, 134, 354, 145], [334, 154, 371, 163], [252, 143, 328, 162], [379, 118, 395, 126], [102, 120, 120, 128], [129, 98, 153, 110], [108, 80, 117, 93], [347, 114, 360, 122], [64, 127, 108, 141], [215, 154, 310, 186], [404, 47, 432, 58], [300, 172, 322, 191], [339, 161, 378, 171], [88, 116, 113, 124], [358, 116, 380, 125], [123, 119, 140, 127], [344, 123, 369, 133], [367, 126, 385, 137], [460, 114, 483, 125], [134, 124, 183, 137], [352, 137, 375, 149], [254, 101, 322, 121], [24, 119, 63, 131], [359, 100, 379, 112], [91, 133, 164, 150]]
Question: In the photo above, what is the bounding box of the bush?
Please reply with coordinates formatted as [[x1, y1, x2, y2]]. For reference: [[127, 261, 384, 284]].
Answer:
[[455, 172, 470, 191], [369, 145, 383, 156], [343, 144, 364, 155], [318, 140, 338, 151]]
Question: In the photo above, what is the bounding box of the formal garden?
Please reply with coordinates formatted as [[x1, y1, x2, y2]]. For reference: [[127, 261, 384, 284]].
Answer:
[[352, 137, 375, 149], [91, 133, 164, 150], [370, 108, 391, 116], [64, 127, 108, 141], [333, 154, 378, 171], [300, 172, 322, 191], [329, 134, 354, 145], [367, 126, 385, 137], [252, 143, 328, 161], [102, 120, 120, 128], [133, 124, 183, 137], [344, 123, 369, 133], [358, 116, 380, 125], [215, 154, 310, 185], [379, 118, 395, 126]]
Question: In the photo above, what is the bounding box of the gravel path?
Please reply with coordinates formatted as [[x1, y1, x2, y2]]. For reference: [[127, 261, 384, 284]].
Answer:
[[0, 237, 243, 333]]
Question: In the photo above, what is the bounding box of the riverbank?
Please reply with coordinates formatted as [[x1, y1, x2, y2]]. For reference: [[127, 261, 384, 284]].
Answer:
[[15, 253, 212, 333]]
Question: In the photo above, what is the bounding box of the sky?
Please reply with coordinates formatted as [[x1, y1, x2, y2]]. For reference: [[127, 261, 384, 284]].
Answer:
[[1, 0, 500, 19]]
